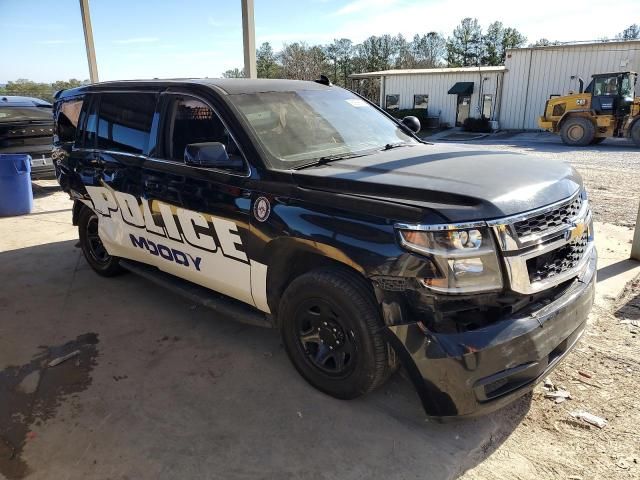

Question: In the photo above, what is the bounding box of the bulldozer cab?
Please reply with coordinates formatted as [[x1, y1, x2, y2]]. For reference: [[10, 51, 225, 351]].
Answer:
[[585, 72, 637, 116]]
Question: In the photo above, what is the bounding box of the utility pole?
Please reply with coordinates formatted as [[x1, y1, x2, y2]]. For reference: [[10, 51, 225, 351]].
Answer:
[[241, 0, 257, 79], [632, 200, 640, 261], [79, 0, 99, 83]]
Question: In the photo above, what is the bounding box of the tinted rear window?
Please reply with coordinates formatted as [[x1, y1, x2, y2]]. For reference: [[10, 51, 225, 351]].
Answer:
[[0, 106, 53, 123], [95, 93, 157, 154]]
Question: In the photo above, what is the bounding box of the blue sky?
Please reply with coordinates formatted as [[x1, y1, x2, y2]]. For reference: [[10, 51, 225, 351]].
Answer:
[[2, 0, 639, 83]]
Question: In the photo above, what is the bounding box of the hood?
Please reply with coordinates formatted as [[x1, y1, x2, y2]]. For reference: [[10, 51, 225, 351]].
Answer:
[[292, 143, 582, 223]]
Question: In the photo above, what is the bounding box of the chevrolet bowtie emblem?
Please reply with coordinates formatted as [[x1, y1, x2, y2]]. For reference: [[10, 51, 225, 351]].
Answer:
[[566, 221, 586, 242]]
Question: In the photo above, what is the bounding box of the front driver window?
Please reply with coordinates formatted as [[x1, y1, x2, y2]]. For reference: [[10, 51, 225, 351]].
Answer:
[[166, 96, 243, 169], [593, 76, 619, 96]]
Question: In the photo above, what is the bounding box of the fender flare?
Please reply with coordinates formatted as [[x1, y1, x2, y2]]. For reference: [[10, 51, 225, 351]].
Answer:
[[558, 109, 596, 129], [262, 237, 368, 314]]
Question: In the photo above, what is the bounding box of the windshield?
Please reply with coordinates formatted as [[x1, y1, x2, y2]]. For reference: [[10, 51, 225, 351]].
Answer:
[[0, 106, 53, 123], [228, 88, 418, 169]]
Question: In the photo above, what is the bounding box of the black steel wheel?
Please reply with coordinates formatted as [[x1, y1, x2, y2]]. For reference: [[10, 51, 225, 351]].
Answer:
[[279, 267, 394, 400], [78, 206, 124, 277], [294, 298, 357, 377]]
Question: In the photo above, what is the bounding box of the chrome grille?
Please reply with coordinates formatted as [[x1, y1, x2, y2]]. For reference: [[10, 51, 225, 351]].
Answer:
[[514, 195, 583, 239], [489, 190, 594, 295], [526, 232, 589, 283]]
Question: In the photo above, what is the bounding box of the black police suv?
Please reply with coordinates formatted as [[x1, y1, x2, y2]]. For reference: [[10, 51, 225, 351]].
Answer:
[[0, 95, 55, 177], [53, 79, 596, 417]]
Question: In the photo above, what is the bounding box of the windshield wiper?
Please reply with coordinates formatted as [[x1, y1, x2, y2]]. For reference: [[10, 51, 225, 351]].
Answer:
[[382, 142, 412, 151], [293, 152, 369, 170]]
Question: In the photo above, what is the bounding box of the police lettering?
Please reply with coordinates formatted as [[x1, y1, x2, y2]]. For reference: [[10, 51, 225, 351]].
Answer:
[[85, 186, 247, 262], [129, 234, 202, 271]]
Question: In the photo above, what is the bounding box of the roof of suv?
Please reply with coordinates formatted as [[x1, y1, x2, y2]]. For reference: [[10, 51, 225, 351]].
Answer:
[[0, 96, 52, 107], [57, 78, 332, 98]]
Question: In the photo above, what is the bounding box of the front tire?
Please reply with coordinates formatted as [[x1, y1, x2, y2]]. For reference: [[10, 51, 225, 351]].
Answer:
[[279, 267, 393, 400], [78, 206, 124, 277], [560, 117, 595, 146]]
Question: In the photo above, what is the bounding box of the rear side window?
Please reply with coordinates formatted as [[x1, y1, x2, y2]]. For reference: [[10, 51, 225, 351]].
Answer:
[[96, 93, 157, 154], [56, 98, 83, 143]]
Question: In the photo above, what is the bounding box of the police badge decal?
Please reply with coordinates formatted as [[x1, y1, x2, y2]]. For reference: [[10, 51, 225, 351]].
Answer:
[[253, 196, 271, 222]]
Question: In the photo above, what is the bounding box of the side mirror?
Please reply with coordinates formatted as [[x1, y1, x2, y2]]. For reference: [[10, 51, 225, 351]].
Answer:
[[184, 142, 243, 170], [402, 116, 421, 134]]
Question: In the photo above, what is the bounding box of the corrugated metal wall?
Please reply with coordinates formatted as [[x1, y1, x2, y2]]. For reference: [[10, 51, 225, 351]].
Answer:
[[383, 71, 503, 127], [500, 41, 640, 129]]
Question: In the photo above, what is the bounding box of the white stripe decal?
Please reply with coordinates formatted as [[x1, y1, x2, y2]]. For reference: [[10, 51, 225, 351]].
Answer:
[[250, 260, 271, 313]]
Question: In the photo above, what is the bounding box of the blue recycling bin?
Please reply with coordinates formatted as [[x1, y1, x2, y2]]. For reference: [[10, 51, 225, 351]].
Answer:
[[0, 154, 33, 216]]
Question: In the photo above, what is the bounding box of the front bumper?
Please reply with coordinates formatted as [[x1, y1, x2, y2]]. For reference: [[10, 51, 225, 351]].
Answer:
[[384, 248, 596, 418]]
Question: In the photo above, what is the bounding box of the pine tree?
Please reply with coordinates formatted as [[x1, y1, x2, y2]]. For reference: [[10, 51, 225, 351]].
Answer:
[[616, 24, 640, 40], [256, 42, 280, 79], [446, 18, 483, 67]]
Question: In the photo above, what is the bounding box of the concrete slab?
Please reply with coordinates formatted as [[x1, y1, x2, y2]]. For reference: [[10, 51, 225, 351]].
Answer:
[[0, 185, 527, 480], [593, 222, 640, 305]]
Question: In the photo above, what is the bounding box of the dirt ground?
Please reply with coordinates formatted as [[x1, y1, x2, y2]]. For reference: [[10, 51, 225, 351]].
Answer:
[[460, 281, 640, 480]]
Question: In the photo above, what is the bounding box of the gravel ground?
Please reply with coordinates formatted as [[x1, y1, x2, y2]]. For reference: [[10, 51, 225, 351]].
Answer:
[[432, 136, 640, 229]]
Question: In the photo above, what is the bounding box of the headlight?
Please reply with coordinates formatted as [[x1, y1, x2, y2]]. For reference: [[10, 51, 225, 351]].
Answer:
[[397, 225, 503, 294]]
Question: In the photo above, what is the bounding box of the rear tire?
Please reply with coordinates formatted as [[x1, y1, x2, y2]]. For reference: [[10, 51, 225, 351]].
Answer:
[[279, 267, 393, 400], [560, 117, 595, 146], [78, 206, 124, 277], [631, 121, 640, 147]]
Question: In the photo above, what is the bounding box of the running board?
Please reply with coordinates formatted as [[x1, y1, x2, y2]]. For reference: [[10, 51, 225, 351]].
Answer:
[[119, 259, 274, 328]]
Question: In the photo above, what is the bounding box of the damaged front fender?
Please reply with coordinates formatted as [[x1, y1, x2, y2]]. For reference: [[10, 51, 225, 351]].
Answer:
[[383, 249, 596, 418]]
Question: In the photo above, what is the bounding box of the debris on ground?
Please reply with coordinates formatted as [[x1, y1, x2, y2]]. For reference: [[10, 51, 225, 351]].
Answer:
[[544, 389, 571, 404], [542, 377, 572, 404], [570, 410, 608, 429], [462, 277, 639, 480], [620, 319, 640, 328], [47, 350, 80, 367]]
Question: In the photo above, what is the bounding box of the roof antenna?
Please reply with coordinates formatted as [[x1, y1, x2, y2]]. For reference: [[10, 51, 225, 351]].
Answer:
[[315, 74, 331, 86]]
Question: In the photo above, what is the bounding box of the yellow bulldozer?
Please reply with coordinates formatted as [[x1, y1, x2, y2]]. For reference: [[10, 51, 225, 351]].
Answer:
[[539, 71, 640, 146]]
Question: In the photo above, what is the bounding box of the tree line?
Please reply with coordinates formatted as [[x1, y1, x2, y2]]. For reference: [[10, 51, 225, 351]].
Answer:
[[224, 21, 640, 85], [0, 79, 87, 103], [223, 17, 529, 85]]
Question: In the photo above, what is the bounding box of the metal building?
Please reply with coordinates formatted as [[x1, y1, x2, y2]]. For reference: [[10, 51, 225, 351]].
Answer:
[[501, 40, 640, 129], [350, 39, 640, 131], [351, 66, 505, 128]]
